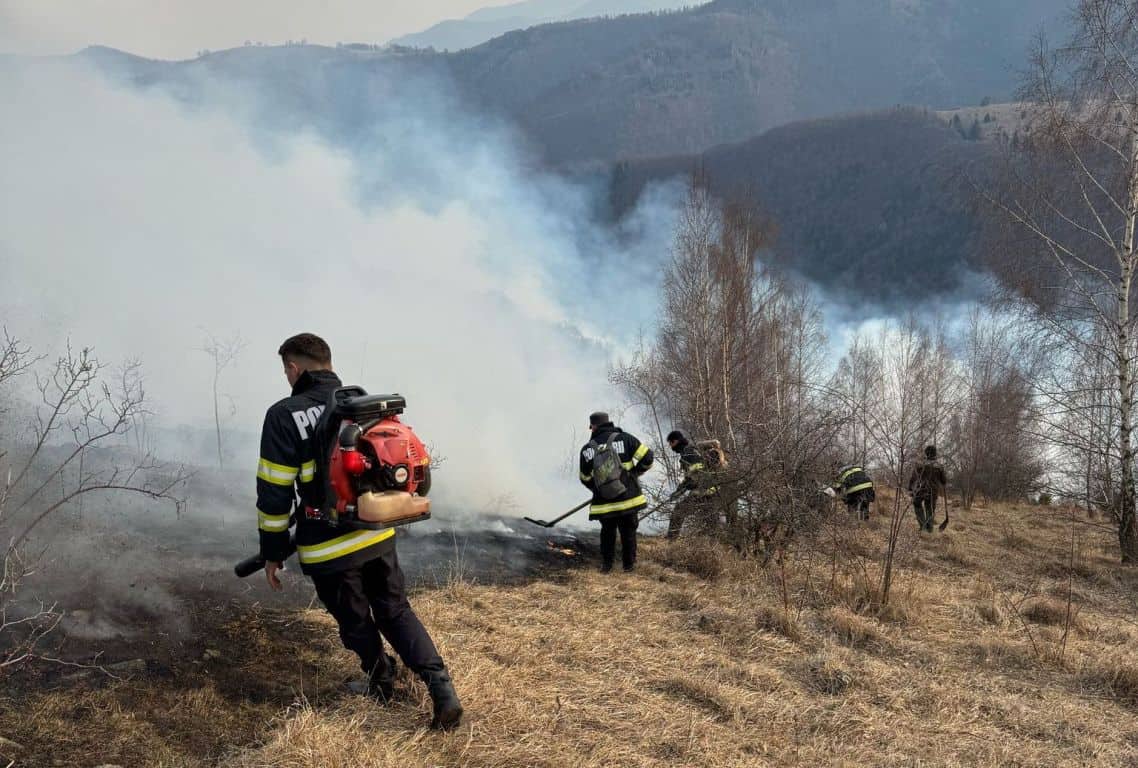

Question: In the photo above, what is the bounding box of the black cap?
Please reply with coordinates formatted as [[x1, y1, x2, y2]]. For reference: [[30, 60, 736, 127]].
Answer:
[[589, 412, 610, 427], [925, 445, 937, 459], [666, 430, 685, 443]]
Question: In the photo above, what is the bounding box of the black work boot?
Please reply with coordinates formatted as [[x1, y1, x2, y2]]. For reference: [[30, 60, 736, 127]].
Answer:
[[346, 654, 396, 703], [422, 669, 463, 731], [600, 562, 613, 574]]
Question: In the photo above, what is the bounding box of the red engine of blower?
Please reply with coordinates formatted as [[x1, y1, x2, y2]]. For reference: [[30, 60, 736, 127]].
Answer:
[[326, 393, 432, 528]]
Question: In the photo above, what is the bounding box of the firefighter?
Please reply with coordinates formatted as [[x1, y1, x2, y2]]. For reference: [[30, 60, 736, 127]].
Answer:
[[909, 445, 948, 533], [832, 463, 875, 520], [256, 333, 462, 730], [579, 412, 654, 572], [665, 430, 717, 538]]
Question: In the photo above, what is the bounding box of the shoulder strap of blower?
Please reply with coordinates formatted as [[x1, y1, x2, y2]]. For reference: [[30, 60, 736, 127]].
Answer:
[[311, 385, 377, 528]]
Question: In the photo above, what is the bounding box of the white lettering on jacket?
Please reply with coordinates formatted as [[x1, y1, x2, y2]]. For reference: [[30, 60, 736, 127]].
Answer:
[[583, 441, 625, 461], [291, 405, 325, 439]]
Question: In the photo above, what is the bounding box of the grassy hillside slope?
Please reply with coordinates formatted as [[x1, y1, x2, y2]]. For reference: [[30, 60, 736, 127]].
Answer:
[[3, 502, 1137, 766]]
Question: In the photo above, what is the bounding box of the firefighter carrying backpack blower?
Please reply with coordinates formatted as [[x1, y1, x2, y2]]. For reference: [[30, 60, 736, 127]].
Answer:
[[238, 333, 462, 731], [579, 411, 654, 572], [665, 430, 723, 538]]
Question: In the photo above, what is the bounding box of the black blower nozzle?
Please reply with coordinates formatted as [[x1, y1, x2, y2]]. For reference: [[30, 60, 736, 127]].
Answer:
[[234, 535, 297, 578]]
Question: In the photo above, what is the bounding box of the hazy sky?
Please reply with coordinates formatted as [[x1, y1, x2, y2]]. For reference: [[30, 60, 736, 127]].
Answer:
[[0, 0, 517, 59]]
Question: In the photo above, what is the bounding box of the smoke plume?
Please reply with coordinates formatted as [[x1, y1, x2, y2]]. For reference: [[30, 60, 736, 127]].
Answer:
[[0, 56, 679, 525]]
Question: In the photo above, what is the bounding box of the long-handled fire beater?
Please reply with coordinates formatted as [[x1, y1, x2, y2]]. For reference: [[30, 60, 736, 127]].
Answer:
[[522, 498, 668, 529], [235, 389, 433, 577]]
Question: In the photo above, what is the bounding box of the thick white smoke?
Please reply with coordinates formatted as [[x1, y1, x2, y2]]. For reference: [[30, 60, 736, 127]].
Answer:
[[0, 57, 678, 521]]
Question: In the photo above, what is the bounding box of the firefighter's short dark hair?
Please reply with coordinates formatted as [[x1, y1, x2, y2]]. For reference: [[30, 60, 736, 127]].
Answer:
[[278, 333, 332, 366]]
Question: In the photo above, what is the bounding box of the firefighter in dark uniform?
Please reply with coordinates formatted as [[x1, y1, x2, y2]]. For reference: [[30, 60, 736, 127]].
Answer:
[[256, 333, 462, 730], [665, 430, 716, 538], [832, 464, 875, 520], [909, 445, 948, 533], [579, 412, 654, 572]]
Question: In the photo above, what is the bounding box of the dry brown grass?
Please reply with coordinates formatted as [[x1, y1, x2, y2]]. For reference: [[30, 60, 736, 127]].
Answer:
[[798, 646, 855, 695], [1084, 663, 1138, 707], [823, 606, 890, 650], [4, 502, 1138, 767], [1021, 597, 1083, 630], [936, 534, 976, 567], [655, 537, 725, 581], [755, 604, 804, 643]]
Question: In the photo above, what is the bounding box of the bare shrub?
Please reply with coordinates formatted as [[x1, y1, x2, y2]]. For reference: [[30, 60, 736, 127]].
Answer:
[[0, 334, 188, 674]]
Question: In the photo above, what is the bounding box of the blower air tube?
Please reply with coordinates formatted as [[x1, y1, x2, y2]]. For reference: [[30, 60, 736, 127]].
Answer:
[[233, 535, 297, 578]]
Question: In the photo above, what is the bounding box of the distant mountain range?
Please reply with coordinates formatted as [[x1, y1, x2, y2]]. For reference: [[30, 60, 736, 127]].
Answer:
[[67, 0, 1069, 167], [24, 0, 1071, 302], [443, 0, 1070, 164], [391, 0, 702, 52]]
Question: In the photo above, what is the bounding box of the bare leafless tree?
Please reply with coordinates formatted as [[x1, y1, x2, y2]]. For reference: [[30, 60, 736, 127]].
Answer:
[[614, 176, 842, 551], [824, 319, 939, 605], [0, 336, 188, 673], [199, 331, 245, 469], [978, 0, 1138, 560], [948, 309, 1044, 509]]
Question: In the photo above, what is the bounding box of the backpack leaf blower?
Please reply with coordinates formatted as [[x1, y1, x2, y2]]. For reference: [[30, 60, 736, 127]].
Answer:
[[320, 388, 433, 530], [234, 387, 432, 578]]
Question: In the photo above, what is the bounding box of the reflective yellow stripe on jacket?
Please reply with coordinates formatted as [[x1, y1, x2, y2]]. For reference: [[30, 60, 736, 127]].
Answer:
[[296, 528, 396, 565], [299, 460, 316, 483], [590, 495, 648, 515], [846, 481, 874, 495], [621, 443, 651, 470], [838, 466, 863, 484], [257, 458, 299, 486], [257, 509, 291, 532]]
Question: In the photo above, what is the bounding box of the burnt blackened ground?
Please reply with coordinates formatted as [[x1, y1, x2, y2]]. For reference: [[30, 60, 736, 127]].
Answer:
[[3, 511, 596, 688], [0, 512, 599, 766]]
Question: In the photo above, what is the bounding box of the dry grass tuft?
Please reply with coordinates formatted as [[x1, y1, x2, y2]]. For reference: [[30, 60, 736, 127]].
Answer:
[[653, 677, 734, 721], [976, 599, 1008, 626], [828, 574, 879, 614], [1021, 597, 1082, 630], [967, 636, 1037, 669], [657, 537, 724, 581], [937, 535, 975, 567], [1088, 623, 1134, 646], [663, 588, 700, 612], [1000, 525, 1032, 551], [1085, 663, 1138, 707], [823, 606, 889, 650], [755, 604, 803, 643], [1043, 557, 1103, 581], [800, 648, 853, 695], [874, 585, 926, 625]]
